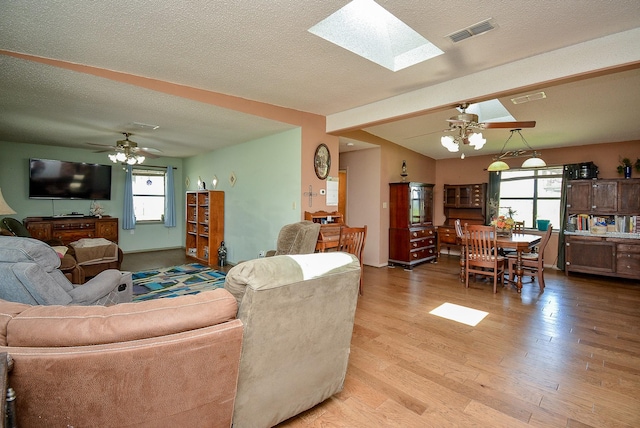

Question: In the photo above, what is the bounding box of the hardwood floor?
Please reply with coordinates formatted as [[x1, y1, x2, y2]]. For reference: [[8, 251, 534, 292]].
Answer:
[[122, 250, 640, 427]]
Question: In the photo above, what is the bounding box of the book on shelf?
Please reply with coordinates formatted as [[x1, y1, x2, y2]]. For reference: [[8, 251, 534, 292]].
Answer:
[[615, 215, 638, 233]]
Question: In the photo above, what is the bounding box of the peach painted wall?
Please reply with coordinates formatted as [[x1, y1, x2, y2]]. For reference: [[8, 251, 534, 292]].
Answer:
[[340, 131, 436, 267], [340, 148, 381, 266], [301, 114, 340, 215]]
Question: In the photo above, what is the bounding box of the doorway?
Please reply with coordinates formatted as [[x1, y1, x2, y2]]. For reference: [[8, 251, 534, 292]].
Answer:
[[338, 169, 347, 223]]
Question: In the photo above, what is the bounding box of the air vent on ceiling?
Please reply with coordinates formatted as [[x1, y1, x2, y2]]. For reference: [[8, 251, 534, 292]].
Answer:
[[446, 19, 496, 43], [511, 92, 547, 105]]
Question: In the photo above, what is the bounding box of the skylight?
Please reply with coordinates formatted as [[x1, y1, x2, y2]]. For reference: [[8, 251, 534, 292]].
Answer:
[[463, 99, 516, 123], [308, 0, 444, 72]]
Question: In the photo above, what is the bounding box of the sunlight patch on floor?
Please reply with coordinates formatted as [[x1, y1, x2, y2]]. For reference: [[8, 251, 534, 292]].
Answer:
[[429, 302, 489, 326]]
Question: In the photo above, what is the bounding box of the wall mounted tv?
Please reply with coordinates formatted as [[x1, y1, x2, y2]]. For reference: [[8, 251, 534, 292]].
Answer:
[[29, 158, 112, 200]]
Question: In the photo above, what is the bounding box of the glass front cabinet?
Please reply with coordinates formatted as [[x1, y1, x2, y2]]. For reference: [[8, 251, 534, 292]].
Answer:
[[389, 182, 436, 269]]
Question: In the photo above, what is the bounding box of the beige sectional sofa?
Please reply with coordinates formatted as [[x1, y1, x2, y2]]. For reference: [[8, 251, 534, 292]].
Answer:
[[225, 252, 361, 428], [0, 251, 361, 427]]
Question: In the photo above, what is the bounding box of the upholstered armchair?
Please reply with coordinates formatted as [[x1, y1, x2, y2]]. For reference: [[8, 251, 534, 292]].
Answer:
[[0, 236, 131, 306], [266, 220, 321, 257]]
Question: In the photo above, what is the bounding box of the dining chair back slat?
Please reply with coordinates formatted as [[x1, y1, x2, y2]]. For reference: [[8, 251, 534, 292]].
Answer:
[[464, 224, 505, 293], [337, 225, 367, 295], [507, 224, 552, 292]]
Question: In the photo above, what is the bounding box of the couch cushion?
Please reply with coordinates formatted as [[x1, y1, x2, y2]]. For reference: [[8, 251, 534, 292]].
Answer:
[[224, 252, 357, 306], [0, 300, 31, 346], [5, 288, 238, 347]]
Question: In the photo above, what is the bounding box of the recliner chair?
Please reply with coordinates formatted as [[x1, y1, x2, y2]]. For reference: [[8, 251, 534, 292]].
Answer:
[[1, 217, 124, 282], [266, 220, 321, 256], [0, 236, 131, 306]]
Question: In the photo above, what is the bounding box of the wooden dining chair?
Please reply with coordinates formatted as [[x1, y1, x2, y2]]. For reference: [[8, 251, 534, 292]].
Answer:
[[513, 221, 525, 233], [464, 224, 505, 293], [506, 225, 552, 292], [454, 219, 466, 281], [337, 225, 367, 295]]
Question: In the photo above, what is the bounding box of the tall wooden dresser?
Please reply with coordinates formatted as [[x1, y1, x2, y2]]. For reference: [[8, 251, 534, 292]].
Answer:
[[388, 182, 436, 269]]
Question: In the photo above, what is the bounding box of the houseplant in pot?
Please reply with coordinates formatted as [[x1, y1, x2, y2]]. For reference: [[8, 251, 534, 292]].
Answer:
[[617, 157, 632, 178]]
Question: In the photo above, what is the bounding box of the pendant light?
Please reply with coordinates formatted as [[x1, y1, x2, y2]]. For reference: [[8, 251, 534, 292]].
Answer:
[[487, 129, 545, 171]]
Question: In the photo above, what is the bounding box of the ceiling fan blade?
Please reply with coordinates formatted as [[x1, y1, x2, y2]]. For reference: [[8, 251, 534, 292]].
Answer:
[[133, 148, 160, 158], [86, 142, 118, 153], [404, 128, 451, 140], [481, 121, 536, 129]]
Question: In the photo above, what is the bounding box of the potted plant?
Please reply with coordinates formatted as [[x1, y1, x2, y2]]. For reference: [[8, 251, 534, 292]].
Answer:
[[635, 158, 640, 173], [617, 157, 632, 178]]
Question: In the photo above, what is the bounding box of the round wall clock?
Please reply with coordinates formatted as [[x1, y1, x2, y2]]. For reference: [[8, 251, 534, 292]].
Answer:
[[314, 143, 331, 180]]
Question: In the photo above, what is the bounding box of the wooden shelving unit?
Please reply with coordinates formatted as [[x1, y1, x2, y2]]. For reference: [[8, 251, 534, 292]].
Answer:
[[564, 178, 640, 280], [185, 190, 224, 265]]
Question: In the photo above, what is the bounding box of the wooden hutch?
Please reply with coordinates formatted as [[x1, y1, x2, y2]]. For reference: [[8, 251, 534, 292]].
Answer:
[[388, 182, 436, 269], [564, 178, 640, 280], [185, 190, 224, 266], [437, 183, 487, 255]]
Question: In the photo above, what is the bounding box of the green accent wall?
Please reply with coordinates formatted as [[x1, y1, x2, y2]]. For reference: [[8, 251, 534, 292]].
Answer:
[[183, 128, 302, 263], [0, 127, 302, 263], [0, 140, 184, 252]]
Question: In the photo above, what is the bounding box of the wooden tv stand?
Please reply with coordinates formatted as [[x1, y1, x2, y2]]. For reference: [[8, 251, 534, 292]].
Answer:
[[24, 216, 119, 245]]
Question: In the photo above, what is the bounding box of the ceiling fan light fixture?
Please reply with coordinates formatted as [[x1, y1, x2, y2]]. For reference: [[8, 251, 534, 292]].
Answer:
[[441, 135, 459, 152], [115, 152, 127, 162], [468, 132, 486, 150], [487, 160, 510, 171]]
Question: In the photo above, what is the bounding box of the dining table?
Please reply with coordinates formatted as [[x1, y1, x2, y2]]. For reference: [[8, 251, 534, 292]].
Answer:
[[458, 232, 542, 292]]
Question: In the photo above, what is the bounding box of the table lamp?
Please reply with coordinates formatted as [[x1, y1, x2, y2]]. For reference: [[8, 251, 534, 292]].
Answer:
[[0, 188, 16, 215]]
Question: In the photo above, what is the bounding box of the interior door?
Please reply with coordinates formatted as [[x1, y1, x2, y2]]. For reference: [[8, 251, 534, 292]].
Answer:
[[338, 170, 347, 222]]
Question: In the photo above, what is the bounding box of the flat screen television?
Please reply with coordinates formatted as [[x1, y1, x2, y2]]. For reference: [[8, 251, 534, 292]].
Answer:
[[29, 158, 112, 200]]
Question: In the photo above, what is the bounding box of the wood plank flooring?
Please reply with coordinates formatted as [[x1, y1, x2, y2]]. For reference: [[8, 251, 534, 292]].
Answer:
[[122, 250, 640, 427]]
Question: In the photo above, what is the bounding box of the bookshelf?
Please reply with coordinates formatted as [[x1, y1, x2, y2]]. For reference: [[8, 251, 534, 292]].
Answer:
[[186, 191, 224, 265]]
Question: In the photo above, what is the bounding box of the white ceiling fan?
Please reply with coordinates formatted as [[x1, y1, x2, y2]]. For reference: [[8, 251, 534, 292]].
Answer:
[[89, 132, 162, 165], [440, 102, 536, 156]]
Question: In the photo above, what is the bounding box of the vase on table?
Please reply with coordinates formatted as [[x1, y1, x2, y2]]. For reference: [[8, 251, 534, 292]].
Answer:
[[496, 228, 512, 237]]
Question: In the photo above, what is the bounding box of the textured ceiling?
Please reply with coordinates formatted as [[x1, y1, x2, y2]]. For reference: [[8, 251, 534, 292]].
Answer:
[[1, 1, 639, 159]]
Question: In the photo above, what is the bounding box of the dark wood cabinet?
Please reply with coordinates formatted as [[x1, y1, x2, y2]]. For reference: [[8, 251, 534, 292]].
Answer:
[[618, 180, 640, 213], [444, 184, 485, 209], [388, 182, 435, 269], [442, 183, 487, 226], [24, 217, 119, 245], [565, 235, 616, 275], [436, 224, 459, 255], [185, 191, 224, 265], [566, 180, 618, 213], [438, 183, 487, 257], [564, 178, 640, 280], [565, 235, 640, 280]]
